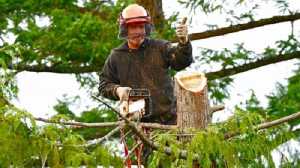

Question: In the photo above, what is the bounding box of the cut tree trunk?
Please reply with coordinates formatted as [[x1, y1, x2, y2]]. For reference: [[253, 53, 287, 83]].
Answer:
[[175, 72, 210, 168], [175, 72, 210, 133]]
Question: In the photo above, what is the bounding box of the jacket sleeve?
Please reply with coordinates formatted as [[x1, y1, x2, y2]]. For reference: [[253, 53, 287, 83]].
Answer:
[[98, 53, 120, 100], [163, 40, 193, 71]]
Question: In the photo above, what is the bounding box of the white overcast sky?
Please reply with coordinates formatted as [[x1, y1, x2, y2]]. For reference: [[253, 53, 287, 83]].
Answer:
[[10, 0, 300, 119], [5, 0, 300, 166], [8, 0, 299, 120]]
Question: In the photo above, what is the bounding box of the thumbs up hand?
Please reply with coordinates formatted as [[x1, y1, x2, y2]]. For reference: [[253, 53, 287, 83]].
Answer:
[[176, 17, 189, 44]]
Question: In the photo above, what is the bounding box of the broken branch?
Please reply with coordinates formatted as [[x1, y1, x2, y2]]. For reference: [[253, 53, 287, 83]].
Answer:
[[210, 105, 225, 113]]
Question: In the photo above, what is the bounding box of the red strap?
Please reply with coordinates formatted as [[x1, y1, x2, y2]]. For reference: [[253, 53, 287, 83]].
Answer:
[[121, 128, 131, 168], [134, 127, 149, 167], [121, 125, 151, 167], [134, 143, 144, 168]]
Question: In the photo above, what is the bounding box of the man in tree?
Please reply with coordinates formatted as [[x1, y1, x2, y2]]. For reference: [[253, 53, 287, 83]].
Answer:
[[99, 4, 192, 125]]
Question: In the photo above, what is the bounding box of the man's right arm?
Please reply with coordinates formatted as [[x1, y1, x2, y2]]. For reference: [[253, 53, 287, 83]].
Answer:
[[98, 54, 120, 100]]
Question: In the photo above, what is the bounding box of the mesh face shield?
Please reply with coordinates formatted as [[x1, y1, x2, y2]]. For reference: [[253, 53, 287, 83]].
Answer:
[[118, 23, 153, 39]]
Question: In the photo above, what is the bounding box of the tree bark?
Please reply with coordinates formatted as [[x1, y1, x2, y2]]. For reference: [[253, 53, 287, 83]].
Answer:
[[135, 0, 165, 33], [175, 72, 209, 167], [175, 72, 210, 133]]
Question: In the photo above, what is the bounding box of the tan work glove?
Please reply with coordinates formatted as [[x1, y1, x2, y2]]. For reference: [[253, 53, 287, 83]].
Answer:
[[116, 87, 131, 117], [176, 17, 188, 44], [116, 86, 131, 101]]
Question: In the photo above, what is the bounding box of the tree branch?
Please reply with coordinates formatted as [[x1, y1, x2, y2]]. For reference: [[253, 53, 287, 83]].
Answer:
[[224, 111, 300, 139], [210, 105, 225, 113], [181, 13, 300, 42], [6, 51, 299, 77], [35, 117, 177, 130], [140, 122, 177, 130], [36, 104, 300, 160], [206, 51, 300, 80], [83, 126, 121, 147], [8, 63, 101, 74], [124, 134, 159, 163], [61, 126, 121, 148], [176, 111, 300, 159], [91, 96, 158, 150], [34, 117, 120, 127]]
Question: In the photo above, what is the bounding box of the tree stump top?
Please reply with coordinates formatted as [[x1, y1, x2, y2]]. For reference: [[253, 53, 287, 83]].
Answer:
[[175, 72, 207, 93]]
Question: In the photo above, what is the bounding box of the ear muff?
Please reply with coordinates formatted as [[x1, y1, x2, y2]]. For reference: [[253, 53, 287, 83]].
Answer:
[[118, 13, 126, 26], [118, 4, 153, 39], [118, 7, 154, 39]]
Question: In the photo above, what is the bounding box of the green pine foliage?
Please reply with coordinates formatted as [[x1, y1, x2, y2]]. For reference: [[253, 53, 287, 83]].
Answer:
[[267, 66, 300, 127], [0, 105, 122, 167], [148, 109, 295, 168]]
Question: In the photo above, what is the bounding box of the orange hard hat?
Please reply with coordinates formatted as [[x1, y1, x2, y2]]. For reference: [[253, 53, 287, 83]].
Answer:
[[119, 4, 151, 25]]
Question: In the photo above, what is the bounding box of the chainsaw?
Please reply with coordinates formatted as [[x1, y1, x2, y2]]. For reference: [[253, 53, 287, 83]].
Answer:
[[120, 88, 152, 121]]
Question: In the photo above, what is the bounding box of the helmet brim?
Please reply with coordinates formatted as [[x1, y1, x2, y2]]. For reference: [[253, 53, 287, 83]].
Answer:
[[125, 18, 149, 24]]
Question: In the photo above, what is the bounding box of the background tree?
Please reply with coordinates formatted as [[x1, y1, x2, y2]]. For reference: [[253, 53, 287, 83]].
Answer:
[[0, 0, 299, 167]]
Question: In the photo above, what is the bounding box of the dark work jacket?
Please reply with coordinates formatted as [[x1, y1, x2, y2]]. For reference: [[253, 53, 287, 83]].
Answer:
[[98, 38, 193, 124]]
